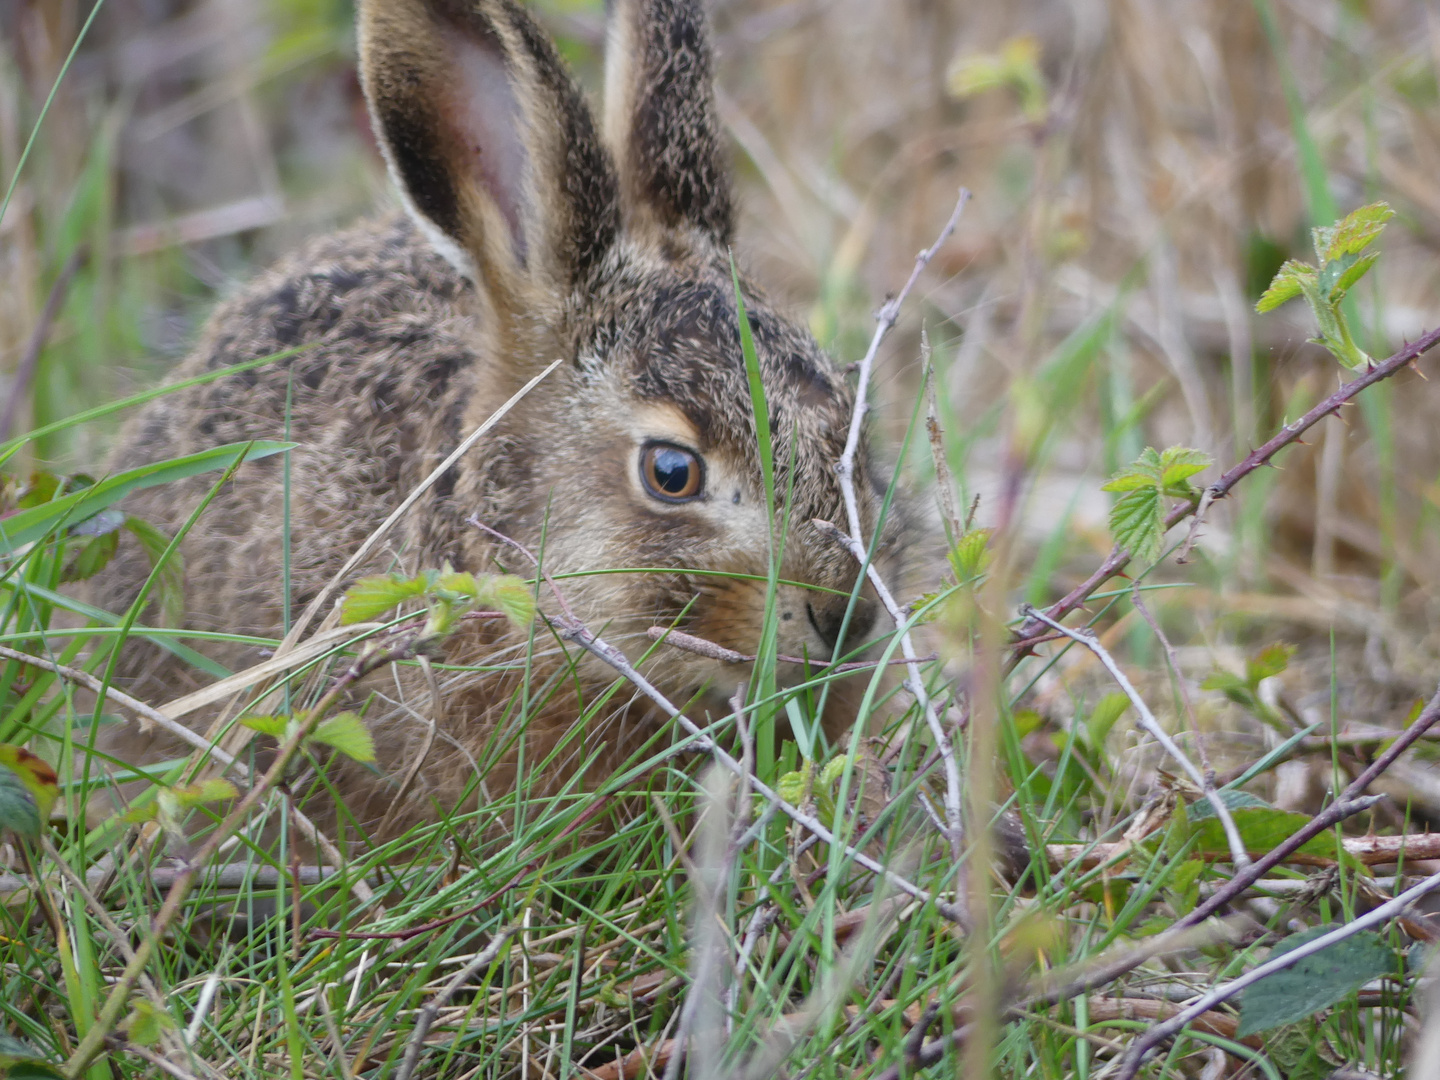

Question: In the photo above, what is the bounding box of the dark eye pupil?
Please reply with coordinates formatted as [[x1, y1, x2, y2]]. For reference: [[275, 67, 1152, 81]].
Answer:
[[653, 449, 691, 494]]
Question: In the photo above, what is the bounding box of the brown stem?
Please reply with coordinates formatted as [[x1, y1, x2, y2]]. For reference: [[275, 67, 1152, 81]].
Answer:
[[1009, 324, 1440, 657]]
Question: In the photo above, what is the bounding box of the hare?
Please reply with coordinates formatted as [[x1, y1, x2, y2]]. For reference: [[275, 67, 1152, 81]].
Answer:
[[92, 0, 910, 835]]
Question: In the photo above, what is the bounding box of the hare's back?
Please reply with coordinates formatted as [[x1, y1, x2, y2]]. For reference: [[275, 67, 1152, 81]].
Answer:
[[98, 214, 481, 668]]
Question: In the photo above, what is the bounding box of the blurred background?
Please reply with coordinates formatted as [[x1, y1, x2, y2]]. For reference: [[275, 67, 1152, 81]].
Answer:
[[3, 0, 1439, 808]]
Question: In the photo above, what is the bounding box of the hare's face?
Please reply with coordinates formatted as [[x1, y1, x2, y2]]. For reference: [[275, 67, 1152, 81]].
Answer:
[[359, 0, 907, 711], [500, 256, 899, 702]]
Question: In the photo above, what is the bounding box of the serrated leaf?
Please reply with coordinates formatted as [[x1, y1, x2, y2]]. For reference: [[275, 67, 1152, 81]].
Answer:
[[776, 768, 809, 806], [1100, 472, 1158, 493], [310, 712, 376, 764], [1086, 693, 1130, 750], [121, 997, 174, 1047], [1108, 486, 1163, 562], [1236, 925, 1395, 1036], [168, 778, 238, 809], [948, 527, 993, 580], [434, 571, 481, 602], [1158, 446, 1212, 490], [341, 574, 430, 624], [1330, 250, 1379, 299], [239, 714, 290, 737], [1255, 260, 1316, 313], [1187, 806, 1336, 862], [0, 1034, 60, 1071], [474, 574, 537, 628], [1247, 643, 1295, 684], [1320, 201, 1394, 261], [0, 745, 59, 840]]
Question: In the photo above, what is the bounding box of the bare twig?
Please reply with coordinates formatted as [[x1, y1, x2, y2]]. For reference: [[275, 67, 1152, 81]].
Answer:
[[828, 189, 971, 857], [1116, 866, 1440, 1078], [1019, 605, 1252, 869], [395, 928, 515, 1080], [1010, 324, 1440, 655], [644, 625, 934, 672]]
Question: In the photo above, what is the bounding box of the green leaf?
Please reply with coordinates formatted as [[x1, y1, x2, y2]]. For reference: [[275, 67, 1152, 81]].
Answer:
[[341, 573, 431, 624], [61, 529, 119, 583], [0, 441, 293, 555], [239, 714, 290, 737], [0, 744, 59, 840], [1329, 250, 1379, 299], [776, 767, 810, 806], [1086, 693, 1130, 751], [121, 997, 174, 1047], [1319, 201, 1394, 261], [1200, 671, 1251, 697], [310, 712, 376, 764], [1254, 259, 1316, 313], [1247, 643, 1295, 684], [167, 778, 238, 809], [1100, 472, 1157, 493], [1158, 446, 1212, 490], [0, 1034, 61, 1076], [1236, 925, 1395, 1036], [948, 527, 993, 581], [1108, 486, 1163, 562], [1187, 806, 1337, 862], [474, 574, 537, 629]]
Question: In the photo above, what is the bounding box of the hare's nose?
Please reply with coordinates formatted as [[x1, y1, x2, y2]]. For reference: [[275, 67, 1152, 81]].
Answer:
[[805, 594, 876, 652]]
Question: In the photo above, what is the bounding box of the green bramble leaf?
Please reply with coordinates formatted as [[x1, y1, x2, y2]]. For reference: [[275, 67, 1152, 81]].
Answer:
[[1247, 643, 1295, 685], [474, 574, 537, 629], [1317, 201, 1394, 262], [310, 712, 376, 764], [167, 779, 238, 809], [239, 714, 290, 738], [61, 529, 119, 583], [1100, 472, 1158, 493], [1158, 447, 1212, 492], [948, 527, 994, 581], [1254, 259, 1316, 313], [341, 574, 431, 624], [1108, 486, 1162, 562], [121, 997, 174, 1047], [1236, 925, 1394, 1037], [776, 767, 810, 806], [1329, 251, 1379, 300]]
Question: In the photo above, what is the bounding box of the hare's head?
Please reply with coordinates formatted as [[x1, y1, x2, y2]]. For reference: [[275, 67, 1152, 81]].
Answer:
[[359, 0, 908, 720]]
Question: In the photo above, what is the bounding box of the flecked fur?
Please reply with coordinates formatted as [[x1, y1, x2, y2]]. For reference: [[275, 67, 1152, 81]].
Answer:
[[93, 0, 910, 835]]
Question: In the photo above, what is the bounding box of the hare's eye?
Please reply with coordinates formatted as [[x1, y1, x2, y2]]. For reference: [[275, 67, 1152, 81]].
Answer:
[[640, 442, 704, 502]]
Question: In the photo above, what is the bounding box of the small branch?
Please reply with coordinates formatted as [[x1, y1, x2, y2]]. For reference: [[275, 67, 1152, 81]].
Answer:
[[815, 519, 964, 858], [394, 928, 514, 1080], [922, 332, 965, 544], [644, 625, 934, 672], [826, 190, 970, 859], [1042, 813, 1440, 871], [1020, 605, 1252, 870], [1010, 324, 1440, 655], [1116, 865, 1440, 1078]]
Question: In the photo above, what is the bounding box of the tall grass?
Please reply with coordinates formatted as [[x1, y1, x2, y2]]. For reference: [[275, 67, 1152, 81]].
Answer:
[[2, 0, 1439, 1077]]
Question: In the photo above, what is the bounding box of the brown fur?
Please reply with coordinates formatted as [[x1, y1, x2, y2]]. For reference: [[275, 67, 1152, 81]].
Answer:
[[92, 0, 910, 835]]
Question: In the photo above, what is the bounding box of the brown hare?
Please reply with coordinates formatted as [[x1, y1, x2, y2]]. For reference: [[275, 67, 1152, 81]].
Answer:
[[92, 0, 909, 835]]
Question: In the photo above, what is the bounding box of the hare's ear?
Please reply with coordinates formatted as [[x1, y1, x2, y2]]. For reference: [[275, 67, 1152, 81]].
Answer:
[[359, 0, 619, 301], [603, 0, 734, 247]]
